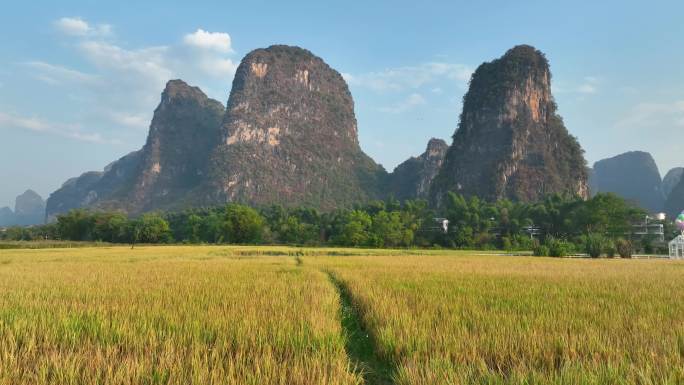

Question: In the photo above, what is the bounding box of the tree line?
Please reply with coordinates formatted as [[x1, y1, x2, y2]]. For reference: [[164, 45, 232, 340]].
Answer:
[[1, 193, 670, 256]]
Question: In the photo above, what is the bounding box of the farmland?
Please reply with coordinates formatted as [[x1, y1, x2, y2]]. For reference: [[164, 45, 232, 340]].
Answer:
[[1, 245, 683, 384]]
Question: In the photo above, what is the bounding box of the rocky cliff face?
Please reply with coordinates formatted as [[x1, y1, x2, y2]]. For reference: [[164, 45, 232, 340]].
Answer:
[[0, 190, 45, 226], [387, 138, 448, 201], [662, 167, 683, 199], [591, 151, 664, 212], [125, 80, 225, 211], [206, 45, 386, 209], [431, 45, 588, 203], [46, 80, 225, 220]]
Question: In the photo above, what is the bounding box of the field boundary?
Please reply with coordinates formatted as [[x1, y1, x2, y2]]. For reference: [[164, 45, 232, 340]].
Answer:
[[325, 270, 395, 385]]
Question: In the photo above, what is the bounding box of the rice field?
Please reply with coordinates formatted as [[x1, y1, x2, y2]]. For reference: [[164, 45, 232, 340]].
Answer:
[[1, 245, 683, 384]]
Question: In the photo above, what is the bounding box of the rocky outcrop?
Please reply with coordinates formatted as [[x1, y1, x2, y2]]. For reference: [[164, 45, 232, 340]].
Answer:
[[662, 167, 683, 199], [592, 151, 663, 212], [431, 45, 588, 204], [206, 45, 386, 209], [46, 80, 225, 219], [0, 190, 45, 226], [387, 138, 448, 201]]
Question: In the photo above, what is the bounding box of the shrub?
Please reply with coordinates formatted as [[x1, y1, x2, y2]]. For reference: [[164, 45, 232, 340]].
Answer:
[[604, 239, 616, 258], [501, 236, 512, 251], [533, 244, 550, 257], [547, 237, 573, 257], [584, 233, 606, 258], [615, 238, 633, 258]]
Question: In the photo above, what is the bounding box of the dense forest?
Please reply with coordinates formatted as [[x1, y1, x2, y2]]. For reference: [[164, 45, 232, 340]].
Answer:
[[1, 192, 671, 257]]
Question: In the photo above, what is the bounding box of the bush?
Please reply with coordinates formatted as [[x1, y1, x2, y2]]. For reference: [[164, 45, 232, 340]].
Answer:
[[584, 233, 606, 258], [547, 237, 573, 257], [501, 236, 512, 251], [533, 244, 550, 257], [604, 239, 616, 258], [615, 238, 633, 258]]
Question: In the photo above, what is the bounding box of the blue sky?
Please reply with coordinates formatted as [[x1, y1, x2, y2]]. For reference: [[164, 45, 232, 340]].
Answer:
[[1, 0, 683, 208]]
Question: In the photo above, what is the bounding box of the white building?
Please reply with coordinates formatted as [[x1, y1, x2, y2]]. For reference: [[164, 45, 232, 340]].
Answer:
[[668, 235, 684, 259]]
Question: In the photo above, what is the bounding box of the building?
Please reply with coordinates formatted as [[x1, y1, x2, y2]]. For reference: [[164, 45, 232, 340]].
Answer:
[[668, 235, 684, 259], [631, 218, 664, 242]]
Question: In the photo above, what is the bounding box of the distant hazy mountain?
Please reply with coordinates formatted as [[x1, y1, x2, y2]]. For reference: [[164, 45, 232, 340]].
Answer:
[[0, 189, 45, 226], [591, 151, 664, 212]]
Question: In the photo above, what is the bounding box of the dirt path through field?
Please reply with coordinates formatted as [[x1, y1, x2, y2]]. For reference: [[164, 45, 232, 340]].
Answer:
[[325, 270, 395, 385]]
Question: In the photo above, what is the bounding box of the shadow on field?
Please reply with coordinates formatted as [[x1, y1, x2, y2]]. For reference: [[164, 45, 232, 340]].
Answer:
[[325, 271, 395, 385]]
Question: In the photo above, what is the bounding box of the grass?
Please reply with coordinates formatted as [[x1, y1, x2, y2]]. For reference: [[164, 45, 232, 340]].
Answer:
[[1, 245, 683, 384], [0, 246, 362, 385], [307, 254, 684, 385]]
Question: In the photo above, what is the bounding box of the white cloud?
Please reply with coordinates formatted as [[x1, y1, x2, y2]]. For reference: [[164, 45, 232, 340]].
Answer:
[[28, 18, 240, 135], [107, 111, 149, 129], [577, 84, 597, 94], [615, 100, 684, 129], [577, 76, 599, 94], [554, 76, 600, 95], [54, 17, 89, 35], [379, 93, 427, 114], [198, 57, 238, 78], [54, 17, 112, 37], [0, 112, 120, 144], [346, 62, 472, 92], [183, 29, 233, 53], [25, 61, 99, 86]]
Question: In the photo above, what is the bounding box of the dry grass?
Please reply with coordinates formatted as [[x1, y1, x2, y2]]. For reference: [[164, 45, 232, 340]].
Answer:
[[307, 254, 684, 385], [0, 246, 361, 385], [1, 245, 683, 384]]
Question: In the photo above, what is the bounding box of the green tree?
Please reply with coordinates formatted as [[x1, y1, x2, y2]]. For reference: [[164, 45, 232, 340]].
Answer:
[[133, 213, 172, 243], [92, 212, 129, 242], [201, 211, 224, 243], [56, 209, 94, 241], [223, 204, 265, 244], [372, 210, 408, 248], [184, 214, 203, 243], [335, 210, 372, 246]]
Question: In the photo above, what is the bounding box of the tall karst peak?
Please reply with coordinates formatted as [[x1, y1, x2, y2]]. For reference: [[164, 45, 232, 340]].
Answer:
[[46, 79, 225, 219], [207, 44, 385, 209], [431, 44, 588, 203], [47, 45, 386, 217], [131, 79, 225, 208]]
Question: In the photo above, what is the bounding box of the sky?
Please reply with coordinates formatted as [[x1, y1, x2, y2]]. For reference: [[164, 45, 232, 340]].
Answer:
[[1, 0, 683, 208]]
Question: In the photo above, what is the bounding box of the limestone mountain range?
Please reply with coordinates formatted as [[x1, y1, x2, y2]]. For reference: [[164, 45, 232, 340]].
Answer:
[[43, 44, 599, 221]]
